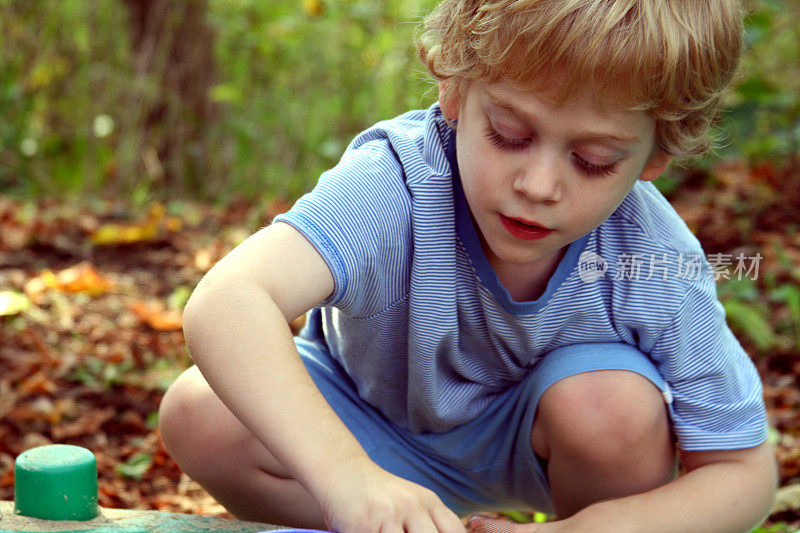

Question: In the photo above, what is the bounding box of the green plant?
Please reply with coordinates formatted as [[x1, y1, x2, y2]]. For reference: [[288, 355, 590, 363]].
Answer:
[[115, 452, 153, 480], [0, 0, 439, 200], [720, 0, 800, 162]]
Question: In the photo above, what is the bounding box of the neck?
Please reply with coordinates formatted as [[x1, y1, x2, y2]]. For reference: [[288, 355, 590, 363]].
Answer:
[[490, 247, 567, 303]]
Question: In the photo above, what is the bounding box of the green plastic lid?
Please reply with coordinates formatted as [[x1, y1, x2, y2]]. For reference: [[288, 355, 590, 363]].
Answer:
[[14, 444, 99, 521]]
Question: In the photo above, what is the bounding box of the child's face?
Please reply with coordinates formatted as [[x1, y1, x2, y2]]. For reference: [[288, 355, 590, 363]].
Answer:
[[450, 79, 669, 276]]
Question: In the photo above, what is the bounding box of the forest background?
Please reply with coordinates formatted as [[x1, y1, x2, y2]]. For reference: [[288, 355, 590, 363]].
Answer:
[[1, 0, 800, 532]]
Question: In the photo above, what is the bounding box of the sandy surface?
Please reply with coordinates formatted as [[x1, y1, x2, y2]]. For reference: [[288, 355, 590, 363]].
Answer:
[[0, 501, 281, 532]]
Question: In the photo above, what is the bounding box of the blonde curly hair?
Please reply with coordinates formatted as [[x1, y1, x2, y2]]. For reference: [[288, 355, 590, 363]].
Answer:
[[417, 0, 744, 158]]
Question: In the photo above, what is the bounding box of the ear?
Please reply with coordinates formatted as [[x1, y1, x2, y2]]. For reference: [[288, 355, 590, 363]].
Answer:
[[639, 151, 671, 181], [439, 80, 461, 121]]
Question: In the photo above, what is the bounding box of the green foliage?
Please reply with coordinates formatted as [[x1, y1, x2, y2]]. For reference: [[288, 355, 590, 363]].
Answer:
[[718, 0, 800, 162], [0, 0, 437, 200], [719, 277, 778, 352], [69, 358, 136, 390], [770, 284, 800, 352], [0, 0, 797, 198], [0, 0, 129, 196], [204, 0, 439, 199], [115, 452, 153, 480], [167, 285, 193, 311], [723, 298, 777, 351]]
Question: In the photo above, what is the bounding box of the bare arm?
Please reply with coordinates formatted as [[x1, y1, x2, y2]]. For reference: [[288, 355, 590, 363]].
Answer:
[[469, 441, 778, 533], [183, 222, 464, 533], [582, 442, 777, 533], [183, 221, 352, 490]]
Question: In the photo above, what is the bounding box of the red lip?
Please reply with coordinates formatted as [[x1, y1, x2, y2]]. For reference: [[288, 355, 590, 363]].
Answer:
[[499, 214, 554, 240]]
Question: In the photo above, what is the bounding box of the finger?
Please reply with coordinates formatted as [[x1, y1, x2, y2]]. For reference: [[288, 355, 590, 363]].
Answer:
[[430, 504, 467, 533], [381, 521, 407, 533], [400, 497, 447, 533], [403, 511, 439, 533]]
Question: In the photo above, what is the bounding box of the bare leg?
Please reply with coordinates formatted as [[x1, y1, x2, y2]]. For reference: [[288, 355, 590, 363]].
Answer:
[[159, 366, 327, 527], [530, 370, 675, 519]]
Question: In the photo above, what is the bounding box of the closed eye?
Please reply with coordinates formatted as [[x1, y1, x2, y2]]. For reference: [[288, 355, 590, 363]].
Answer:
[[484, 124, 530, 152], [572, 154, 617, 177], [485, 121, 619, 177]]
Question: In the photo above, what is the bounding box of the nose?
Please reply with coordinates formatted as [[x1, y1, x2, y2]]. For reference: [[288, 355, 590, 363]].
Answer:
[[512, 152, 563, 204]]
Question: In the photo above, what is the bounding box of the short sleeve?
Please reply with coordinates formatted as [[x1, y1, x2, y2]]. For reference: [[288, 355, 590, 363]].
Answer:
[[273, 139, 413, 317], [650, 274, 768, 451]]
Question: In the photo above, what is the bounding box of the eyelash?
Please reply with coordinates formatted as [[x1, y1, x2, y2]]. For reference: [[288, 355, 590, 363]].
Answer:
[[484, 124, 529, 151], [483, 124, 618, 178], [572, 156, 618, 177]]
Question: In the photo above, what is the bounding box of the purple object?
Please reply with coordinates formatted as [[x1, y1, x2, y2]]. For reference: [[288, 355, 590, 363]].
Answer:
[[259, 530, 335, 533]]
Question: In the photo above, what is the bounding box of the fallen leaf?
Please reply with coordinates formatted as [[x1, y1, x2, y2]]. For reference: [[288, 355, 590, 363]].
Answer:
[[0, 224, 32, 251], [302, 0, 325, 17], [22, 275, 48, 303], [25, 261, 113, 298], [0, 290, 30, 316], [0, 456, 14, 488], [0, 382, 19, 420], [772, 484, 800, 514], [130, 300, 183, 331], [50, 407, 115, 440], [91, 223, 157, 245], [19, 372, 58, 395], [193, 247, 213, 271], [90, 203, 181, 245]]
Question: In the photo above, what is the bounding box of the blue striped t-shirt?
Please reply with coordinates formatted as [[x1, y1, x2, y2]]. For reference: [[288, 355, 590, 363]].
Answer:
[[274, 103, 767, 450]]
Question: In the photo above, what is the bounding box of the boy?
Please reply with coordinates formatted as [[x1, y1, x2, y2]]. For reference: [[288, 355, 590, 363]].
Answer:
[[159, 1, 777, 532]]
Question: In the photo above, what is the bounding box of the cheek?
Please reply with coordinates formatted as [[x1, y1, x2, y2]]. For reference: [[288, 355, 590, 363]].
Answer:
[[460, 155, 494, 202], [573, 183, 634, 225]]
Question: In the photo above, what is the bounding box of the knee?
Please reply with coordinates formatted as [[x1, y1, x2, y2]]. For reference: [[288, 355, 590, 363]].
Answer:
[[159, 366, 237, 472], [532, 370, 671, 465]]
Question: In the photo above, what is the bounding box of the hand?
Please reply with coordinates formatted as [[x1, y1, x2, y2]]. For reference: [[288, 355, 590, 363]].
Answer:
[[314, 456, 466, 533]]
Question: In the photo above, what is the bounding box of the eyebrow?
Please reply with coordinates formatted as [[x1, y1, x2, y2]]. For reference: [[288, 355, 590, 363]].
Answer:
[[486, 92, 642, 145]]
